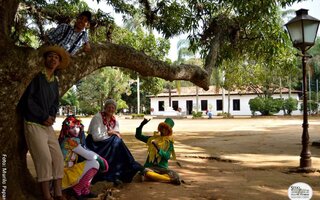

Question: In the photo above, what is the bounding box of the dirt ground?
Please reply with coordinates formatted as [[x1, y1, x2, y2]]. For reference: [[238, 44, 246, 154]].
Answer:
[[28, 116, 320, 200]]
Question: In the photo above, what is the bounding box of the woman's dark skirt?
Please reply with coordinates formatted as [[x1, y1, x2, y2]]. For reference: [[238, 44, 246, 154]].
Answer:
[[86, 134, 143, 183]]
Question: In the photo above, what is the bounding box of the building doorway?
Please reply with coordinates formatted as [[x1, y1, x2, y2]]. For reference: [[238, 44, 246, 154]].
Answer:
[[186, 100, 193, 115]]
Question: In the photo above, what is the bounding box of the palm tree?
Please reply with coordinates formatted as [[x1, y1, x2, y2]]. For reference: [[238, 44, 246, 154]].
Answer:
[[168, 39, 198, 111], [123, 10, 151, 113]]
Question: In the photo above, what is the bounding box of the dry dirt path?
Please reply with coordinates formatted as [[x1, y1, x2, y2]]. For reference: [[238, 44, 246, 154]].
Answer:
[[30, 117, 320, 199]]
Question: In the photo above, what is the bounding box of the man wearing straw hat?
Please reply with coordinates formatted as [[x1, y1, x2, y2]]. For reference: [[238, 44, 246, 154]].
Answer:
[[20, 45, 70, 200]]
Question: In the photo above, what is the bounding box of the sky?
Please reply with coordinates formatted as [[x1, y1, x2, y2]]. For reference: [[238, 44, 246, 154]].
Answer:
[[284, 0, 320, 21], [84, 0, 320, 61]]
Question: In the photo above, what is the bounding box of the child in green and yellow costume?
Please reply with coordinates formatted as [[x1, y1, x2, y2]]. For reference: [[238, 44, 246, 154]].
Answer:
[[135, 118, 181, 185]]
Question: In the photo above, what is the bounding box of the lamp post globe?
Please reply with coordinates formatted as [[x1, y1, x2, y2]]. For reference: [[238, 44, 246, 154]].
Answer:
[[285, 9, 320, 52], [285, 9, 320, 171]]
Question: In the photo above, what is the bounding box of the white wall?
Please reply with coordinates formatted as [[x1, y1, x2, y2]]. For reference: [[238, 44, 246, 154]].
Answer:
[[150, 93, 301, 116]]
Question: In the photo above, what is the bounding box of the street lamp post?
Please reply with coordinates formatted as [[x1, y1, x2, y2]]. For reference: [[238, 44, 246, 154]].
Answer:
[[137, 75, 140, 114], [285, 9, 320, 171]]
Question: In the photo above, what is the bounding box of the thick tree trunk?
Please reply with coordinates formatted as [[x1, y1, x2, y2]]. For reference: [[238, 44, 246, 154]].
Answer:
[[0, 112, 40, 200], [0, 0, 19, 49], [0, 47, 41, 199], [204, 33, 221, 76], [0, 1, 40, 198]]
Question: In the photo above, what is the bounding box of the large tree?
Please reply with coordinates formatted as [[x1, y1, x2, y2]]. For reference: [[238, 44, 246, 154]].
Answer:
[[0, 0, 303, 199], [77, 67, 132, 114]]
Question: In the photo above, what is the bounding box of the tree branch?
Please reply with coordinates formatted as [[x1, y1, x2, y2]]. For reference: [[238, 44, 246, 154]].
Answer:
[[204, 32, 222, 76], [0, 0, 19, 49], [58, 42, 210, 94]]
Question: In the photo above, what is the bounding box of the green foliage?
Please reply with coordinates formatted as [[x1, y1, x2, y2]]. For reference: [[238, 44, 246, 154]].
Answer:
[[305, 38, 320, 93], [77, 68, 131, 115], [60, 88, 78, 107], [112, 26, 169, 102], [283, 97, 298, 115], [248, 98, 260, 115], [153, 2, 190, 38], [113, 27, 170, 60], [299, 100, 319, 115], [249, 97, 283, 116], [14, 0, 304, 70], [121, 81, 148, 114], [15, 0, 94, 47], [131, 114, 145, 119], [216, 112, 232, 118], [44, 0, 90, 16], [141, 77, 165, 95], [78, 101, 99, 115], [116, 99, 129, 111], [176, 39, 195, 62], [192, 111, 203, 118]]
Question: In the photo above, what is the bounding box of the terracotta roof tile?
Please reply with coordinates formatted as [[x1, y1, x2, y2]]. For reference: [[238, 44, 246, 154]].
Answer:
[[150, 86, 299, 97]]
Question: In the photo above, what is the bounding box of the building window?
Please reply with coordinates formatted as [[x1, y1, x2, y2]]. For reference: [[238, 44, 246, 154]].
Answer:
[[201, 100, 208, 111], [233, 99, 240, 111], [159, 101, 164, 111], [172, 101, 179, 111], [216, 100, 223, 111]]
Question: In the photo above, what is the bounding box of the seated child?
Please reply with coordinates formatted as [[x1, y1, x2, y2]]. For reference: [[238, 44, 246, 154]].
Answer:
[[135, 118, 181, 185], [58, 115, 108, 199]]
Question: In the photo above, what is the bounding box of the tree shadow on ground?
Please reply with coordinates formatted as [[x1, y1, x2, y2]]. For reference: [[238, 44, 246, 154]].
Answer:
[[121, 124, 320, 200], [27, 120, 320, 200]]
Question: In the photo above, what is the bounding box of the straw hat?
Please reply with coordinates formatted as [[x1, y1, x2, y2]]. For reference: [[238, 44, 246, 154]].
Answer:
[[41, 45, 70, 69]]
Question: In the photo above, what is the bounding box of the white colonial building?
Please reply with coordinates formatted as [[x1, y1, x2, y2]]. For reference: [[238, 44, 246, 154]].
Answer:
[[149, 86, 301, 116]]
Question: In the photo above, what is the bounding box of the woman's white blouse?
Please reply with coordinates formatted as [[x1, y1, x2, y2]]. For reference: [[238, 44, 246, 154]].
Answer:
[[88, 112, 120, 142]]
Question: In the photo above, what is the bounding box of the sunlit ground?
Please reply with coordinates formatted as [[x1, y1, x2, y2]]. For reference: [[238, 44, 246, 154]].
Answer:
[[27, 117, 320, 199]]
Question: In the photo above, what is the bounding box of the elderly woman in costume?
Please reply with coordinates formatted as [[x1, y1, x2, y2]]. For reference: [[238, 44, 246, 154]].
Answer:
[[135, 118, 181, 185], [86, 99, 144, 185], [59, 115, 108, 200]]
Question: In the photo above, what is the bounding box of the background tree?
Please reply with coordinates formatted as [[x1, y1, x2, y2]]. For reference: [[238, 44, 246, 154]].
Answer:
[[306, 38, 320, 104], [121, 81, 149, 113], [77, 67, 131, 115], [283, 97, 299, 115], [60, 88, 79, 115], [113, 26, 169, 111], [66, 25, 169, 115]]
